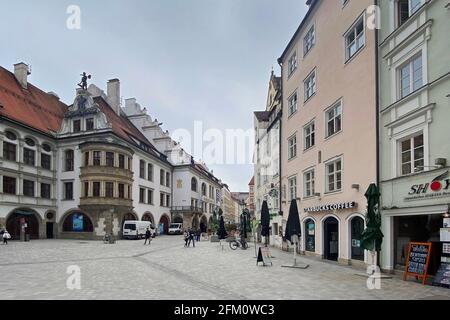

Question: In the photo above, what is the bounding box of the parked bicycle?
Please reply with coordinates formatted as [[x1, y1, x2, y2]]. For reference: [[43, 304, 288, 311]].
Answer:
[[229, 238, 248, 250]]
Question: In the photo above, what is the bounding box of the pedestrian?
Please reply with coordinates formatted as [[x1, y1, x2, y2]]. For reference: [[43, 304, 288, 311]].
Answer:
[[3, 230, 11, 245], [188, 229, 195, 248], [184, 230, 189, 247], [144, 228, 152, 245], [196, 229, 201, 242]]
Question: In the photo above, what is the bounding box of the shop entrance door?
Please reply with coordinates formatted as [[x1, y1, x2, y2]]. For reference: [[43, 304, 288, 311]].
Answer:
[[324, 217, 339, 261], [46, 222, 54, 239]]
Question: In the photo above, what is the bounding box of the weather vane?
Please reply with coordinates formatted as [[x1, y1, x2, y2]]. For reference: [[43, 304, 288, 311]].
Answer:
[[78, 72, 92, 90]]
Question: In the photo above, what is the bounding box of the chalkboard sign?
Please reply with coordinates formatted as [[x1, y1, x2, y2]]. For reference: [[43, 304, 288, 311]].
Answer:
[[432, 263, 450, 289], [256, 247, 273, 266], [403, 242, 432, 285]]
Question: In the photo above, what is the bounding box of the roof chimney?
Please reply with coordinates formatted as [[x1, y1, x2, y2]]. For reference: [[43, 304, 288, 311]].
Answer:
[[107, 79, 121, 115], [14, 62, 30, 89]]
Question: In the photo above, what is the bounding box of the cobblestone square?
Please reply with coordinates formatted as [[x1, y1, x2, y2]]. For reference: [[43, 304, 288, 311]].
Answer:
[[1, 236, 450, 300]]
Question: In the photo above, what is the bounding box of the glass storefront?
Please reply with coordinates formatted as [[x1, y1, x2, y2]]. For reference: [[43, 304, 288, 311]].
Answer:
[[394, 214, 442, 274]]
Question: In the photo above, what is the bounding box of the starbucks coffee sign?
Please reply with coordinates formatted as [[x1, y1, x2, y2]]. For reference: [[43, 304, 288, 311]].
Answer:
[[304, 201, 357, 213]]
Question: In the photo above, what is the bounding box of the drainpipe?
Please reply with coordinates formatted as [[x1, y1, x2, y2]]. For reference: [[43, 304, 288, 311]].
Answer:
[[277, 60, 283, 223], [374, 0, 381, 268]]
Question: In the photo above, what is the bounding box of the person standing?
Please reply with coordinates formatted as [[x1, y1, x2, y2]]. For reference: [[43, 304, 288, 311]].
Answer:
[[196, 229, 201, 242], [188, 229, 195, 248], [3, 230, 11, 245], [184, 230, 189, 247], [144, 228, 152, 245]]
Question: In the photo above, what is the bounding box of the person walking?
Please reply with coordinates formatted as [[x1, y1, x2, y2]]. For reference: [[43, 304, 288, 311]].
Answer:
[[184, 230, 189, 247], [188, 229, 195, 248], [144, 228, 152, 245], [3, 230, 11, 245], [196, 229, 201, 242]]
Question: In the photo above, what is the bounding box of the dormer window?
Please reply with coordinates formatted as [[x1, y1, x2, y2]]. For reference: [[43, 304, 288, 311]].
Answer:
[[86, 118, 94, 131], [73, 119, 81, 133]]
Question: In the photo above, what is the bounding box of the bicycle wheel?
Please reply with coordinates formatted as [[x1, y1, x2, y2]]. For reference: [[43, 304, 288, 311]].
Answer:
[[230, 241, 238, 250], [242, 241, 249, 250]]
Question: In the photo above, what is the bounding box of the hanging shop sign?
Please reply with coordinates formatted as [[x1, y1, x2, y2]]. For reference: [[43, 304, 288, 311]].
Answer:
[[403, 242, 432, 285], [405, 171, 450, 201], [304, 201, 356, 213]]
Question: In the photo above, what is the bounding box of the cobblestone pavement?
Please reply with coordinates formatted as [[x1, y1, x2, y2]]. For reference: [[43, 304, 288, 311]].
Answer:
[[1, 236, 450, 300]]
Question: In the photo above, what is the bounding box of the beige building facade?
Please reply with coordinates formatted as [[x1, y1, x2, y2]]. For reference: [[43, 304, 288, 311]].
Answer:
[[279, 0, 377, 266]]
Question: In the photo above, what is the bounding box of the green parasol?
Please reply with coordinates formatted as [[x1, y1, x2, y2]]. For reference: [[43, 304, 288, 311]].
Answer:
[[361, 183, 384, 252]]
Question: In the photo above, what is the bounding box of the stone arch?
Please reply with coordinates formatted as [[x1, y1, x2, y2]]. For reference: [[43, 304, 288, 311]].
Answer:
[[172, 215, 183, 224], [200, 215, 208, 233], [5, 207, 43, 240], [322, 215, 340, 261], [191, 215, 200, 230], [142, 212, 155, 225], [59, 209, 94, 233], [159, 214, 171, 235], [347, 214, 366, 262]]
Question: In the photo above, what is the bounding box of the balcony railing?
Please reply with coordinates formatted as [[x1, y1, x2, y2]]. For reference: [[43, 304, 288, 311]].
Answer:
[[171, 206, 203, 214]]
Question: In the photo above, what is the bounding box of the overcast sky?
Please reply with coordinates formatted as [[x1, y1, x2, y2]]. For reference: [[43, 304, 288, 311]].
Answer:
[[1, 0, 308, 192]]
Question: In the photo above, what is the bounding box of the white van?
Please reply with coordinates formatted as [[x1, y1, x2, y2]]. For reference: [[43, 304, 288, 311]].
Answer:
[[122, 221, 153, 239], [168, 223, 183, 235]]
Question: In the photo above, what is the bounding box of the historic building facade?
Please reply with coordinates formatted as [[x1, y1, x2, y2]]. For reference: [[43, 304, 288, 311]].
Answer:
[[0, 62, 226, 240], [253, 71, 283, 248], [378, 0, 450, 273], [279, 0, 377, 266], [123, 97, 223, 233]]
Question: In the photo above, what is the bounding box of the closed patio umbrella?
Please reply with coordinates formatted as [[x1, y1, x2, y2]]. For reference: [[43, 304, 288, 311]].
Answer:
[[282, 199, 309, 269], [218, 216, 227, 240], [260, 201, 270, 247], [361, 183, 384, 267]]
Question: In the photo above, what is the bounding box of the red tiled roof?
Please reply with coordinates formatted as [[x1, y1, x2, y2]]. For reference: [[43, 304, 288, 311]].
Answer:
[[0, 66, 67, 134], [0, 66, 163, 160]]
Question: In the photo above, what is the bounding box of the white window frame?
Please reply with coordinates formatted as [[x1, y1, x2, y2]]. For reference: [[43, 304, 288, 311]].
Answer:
[[303, 121, 315, 151], [344, 14, 365, 62], [288, 50, 298, 77], [288, 176, 297, 201], [325, 100, 343, 138], [288, 134, 297, 160], [325, 157, 343, 193], [303, 25, 315, 56], [304, 69, 316, 102], [398, 131, 425, 176], [397, 53, 423, 99], [288, 91, 298, 117], [303, 168, 315, 198]]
